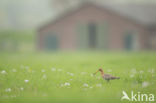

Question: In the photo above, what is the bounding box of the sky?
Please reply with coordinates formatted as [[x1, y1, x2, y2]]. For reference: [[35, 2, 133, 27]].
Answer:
[[0, 0, 156, 30], [0, 0, 53, 30]]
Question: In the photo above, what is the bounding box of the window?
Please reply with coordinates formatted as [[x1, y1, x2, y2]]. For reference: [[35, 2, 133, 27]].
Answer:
[[44, 32, 58, 50], [124, 31, 139, 50], [88, 23, 97, 48]]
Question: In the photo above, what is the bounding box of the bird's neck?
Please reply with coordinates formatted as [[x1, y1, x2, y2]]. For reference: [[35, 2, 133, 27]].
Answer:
[[100, 71, 104, 76]]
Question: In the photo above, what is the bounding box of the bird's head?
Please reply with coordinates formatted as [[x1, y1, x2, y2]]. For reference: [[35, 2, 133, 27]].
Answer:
[[93, 68, 104, 75], [98, 68, 103, 72]]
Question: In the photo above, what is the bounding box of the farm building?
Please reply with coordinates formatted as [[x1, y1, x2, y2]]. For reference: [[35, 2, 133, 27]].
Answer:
[[38, 2, 156, 51]]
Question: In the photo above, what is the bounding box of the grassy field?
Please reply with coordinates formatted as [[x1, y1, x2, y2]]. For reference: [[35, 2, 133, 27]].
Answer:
[[0, 52, 156, 103], [0, 30, 35, 52]]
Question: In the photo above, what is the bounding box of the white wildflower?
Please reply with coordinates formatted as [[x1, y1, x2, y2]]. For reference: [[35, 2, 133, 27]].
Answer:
[[107, 69, 112, 72], [142, 81, 149, 88], [67, 72, 74, 76], [32, 70, 35, 73], [81, 72, 87, 75], [51, 68, 56, 71], [96, 76, 101, 80], [42, 93, 47, 97], [60, 84, 64, 87], [90, 86, 93, 89], [58, 69, 62, 72], [25, 66, 29, 70], [70, 73, 74, 76], [24, 80, 29, 83], [12, 69, 17, 72], [42, 74, 47, 79], [130, 74, 134, 78], [139, 70, 144, 74], [5, 88, 11, 92], [1, 70, 7, 74], [64, 82, 70, 86], [148, 68, 155, 73], [83, 83, 89, 87], [41, 69, 45, 72], [131, 68, 137, 74], [20, 87, 24, 91], [151, 69, 155, 73], [96, 83, 102, 87], [20, 65, 25, 69], [90, 74, 94, 77]]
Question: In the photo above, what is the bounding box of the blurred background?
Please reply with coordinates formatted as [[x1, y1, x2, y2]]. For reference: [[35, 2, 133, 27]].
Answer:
[[0, 0, 156, 52]]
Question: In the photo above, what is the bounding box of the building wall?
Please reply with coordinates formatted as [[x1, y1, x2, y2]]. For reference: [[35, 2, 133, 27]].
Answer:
[[38, 4, 148, 51], [148, 28, 156, 50]]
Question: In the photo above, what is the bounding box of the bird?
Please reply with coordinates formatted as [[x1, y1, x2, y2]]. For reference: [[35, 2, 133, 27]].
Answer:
[[93, 68, 120, 82]]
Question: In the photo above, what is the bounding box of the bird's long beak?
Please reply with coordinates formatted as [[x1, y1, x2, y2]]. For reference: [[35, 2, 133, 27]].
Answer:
[[93, 70, 99, 75]]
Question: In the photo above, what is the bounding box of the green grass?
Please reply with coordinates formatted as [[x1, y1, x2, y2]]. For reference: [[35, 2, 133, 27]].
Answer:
[[0, 52, 156, 103], [0, 30, 35, 52]]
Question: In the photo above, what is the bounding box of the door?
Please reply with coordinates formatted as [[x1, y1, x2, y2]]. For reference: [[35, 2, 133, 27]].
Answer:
[[125, 34, 133, 50], [88, 23, 97, 48], [124, 31, 138, 50], [44, 34, 58, 50]]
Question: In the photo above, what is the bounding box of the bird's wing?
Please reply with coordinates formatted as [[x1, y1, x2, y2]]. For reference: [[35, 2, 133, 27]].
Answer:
[[104, 74, 112, 77]]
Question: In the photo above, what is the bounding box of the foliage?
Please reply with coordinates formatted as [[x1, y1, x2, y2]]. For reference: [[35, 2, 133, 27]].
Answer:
[[0, 52, 156, 103]]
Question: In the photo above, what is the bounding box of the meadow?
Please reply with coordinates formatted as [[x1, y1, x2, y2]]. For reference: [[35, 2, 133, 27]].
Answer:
[[0, 52, 156, 103]]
